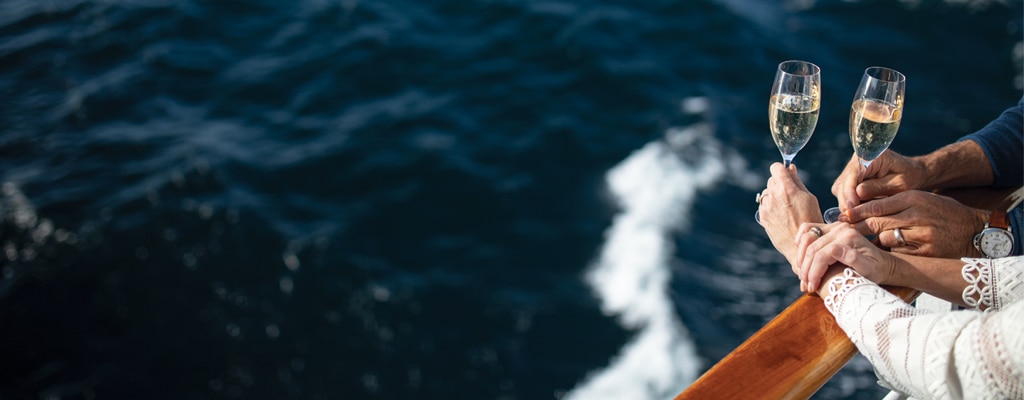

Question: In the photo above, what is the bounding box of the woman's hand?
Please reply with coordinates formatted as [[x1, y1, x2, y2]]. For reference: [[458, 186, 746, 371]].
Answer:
[[758, 162, 823, 265], [793, 222, 898, 293]]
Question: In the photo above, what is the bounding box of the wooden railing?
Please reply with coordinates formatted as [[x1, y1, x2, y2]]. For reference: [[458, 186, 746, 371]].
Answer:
[[673, 285, 917, 400], [674, 186, 1016, 399]]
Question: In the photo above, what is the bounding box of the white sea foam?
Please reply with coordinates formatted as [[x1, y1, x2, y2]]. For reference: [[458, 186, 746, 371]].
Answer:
[[565, 109, 746, 399]]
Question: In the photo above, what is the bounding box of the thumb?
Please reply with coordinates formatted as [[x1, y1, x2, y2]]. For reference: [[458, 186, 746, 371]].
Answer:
[[857, 177, 902, 200]]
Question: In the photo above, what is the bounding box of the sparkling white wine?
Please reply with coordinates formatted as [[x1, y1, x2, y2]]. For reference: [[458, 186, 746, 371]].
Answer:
[[769, 93, 819, 159], [850, 98, 901, 163]]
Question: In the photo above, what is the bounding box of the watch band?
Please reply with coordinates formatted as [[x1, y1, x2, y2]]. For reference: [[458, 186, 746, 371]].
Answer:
[[990, 186, 1024, 229], [990, 209, 1009, 229]]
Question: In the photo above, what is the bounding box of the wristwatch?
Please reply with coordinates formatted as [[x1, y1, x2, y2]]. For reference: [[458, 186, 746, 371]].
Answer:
[[973, 187, 1024, 258]]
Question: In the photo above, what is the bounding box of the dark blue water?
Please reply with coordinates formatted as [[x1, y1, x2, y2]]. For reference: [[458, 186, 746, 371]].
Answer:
[[1, 1, 1020, 399]]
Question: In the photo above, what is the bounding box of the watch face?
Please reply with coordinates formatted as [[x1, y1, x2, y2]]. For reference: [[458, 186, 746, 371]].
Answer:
[[979, 228, 1014, 258]]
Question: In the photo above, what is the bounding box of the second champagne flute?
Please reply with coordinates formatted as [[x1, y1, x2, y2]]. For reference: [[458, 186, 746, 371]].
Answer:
[[823, 66, 906, 223]]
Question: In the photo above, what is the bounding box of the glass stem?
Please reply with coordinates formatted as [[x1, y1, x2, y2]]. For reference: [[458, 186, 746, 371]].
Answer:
[[858, 159, 870, 183], [783, 155, 795, 168]]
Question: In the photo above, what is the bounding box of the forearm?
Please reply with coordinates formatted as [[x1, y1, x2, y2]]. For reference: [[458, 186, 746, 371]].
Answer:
[[885, 253, 972, 307], [813, 259, 966, 305], [916, 140, 994, 190], [818, 267, 1024, 399], [868, 255, 1024, 310]]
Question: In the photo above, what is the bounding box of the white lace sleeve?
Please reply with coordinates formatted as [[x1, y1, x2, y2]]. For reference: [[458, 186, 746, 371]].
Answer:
[[960, 256, 1024, 311], [823, 268, 1024, 399]]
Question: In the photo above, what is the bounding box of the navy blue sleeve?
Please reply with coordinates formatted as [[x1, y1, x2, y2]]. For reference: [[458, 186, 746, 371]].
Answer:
[[956, 97, 1024, 188]]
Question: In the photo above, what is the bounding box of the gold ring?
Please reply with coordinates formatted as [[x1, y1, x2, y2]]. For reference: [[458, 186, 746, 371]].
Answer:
[[810, 226, 823, 238]]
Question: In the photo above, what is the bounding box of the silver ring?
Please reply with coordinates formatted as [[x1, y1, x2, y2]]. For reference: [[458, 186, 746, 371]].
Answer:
[[893, 227, 906, 246], [809, 226, 823, 238], [755, 191, 764, 204]]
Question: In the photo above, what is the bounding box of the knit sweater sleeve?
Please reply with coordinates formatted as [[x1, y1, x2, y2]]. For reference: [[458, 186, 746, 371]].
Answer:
[[956, 97, 1024, 188]]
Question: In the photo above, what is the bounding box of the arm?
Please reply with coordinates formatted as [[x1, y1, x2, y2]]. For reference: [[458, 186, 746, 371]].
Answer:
[[914, 140, 995, 190], [816, 267, 1024, 399], [955, 97, 1024, 188], [795, 223, 1024, 309], [831, 97, 1023, 213], [885, 254, 1024, 309], [831, 141, 993, 214]]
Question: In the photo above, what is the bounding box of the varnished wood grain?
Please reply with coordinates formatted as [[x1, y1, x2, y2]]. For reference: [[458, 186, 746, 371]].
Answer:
[[675, 187, 1016, 399], [674, 285, 918, 400]]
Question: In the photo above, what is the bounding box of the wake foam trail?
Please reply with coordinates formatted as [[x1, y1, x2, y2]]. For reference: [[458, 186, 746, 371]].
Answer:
[[565, 115, 744, 400]]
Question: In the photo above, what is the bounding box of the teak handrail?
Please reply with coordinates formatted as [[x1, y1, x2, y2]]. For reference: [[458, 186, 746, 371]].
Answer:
[[673, 284, 918, 400], [674, 186, 1017, 399]]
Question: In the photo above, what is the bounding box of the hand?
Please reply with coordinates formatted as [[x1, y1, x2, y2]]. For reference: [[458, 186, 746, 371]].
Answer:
[[758, 162, 824, 265], [793, 222, 897, 293], [844, 190, 988, 258], [830, 150, 928, 214]]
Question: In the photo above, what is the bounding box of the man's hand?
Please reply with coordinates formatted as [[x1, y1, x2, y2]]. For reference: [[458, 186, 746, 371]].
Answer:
[[831, 150, 928, 213], [844, 190, 989, 258]]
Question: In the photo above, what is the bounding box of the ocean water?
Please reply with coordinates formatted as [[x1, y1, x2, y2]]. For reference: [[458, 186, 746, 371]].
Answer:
[[0, 0, 1021, 399]]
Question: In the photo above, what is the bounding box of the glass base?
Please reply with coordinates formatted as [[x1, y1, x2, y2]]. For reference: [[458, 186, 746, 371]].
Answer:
[[822, 207, 842, 223]]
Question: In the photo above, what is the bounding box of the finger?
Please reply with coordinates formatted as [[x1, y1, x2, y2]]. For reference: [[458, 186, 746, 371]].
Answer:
[[787, 164, 811, 192], [877, 228, 906, 249], [799, 230, 832, 287], [890, 242, 924, 255], [849, 220, 876, 237], [856, 155, 913, 199], [861, 213, 919, 242], [794, 223, 826, 270], [769, 163, 792, 186], [807, 243, 839, 293], [795, 234, 813, 277], [856, 180, 893, 201], [807, 233, 856, 292], [844, 195, 913, 224], [799, 222, 847, 286], [832, 155, 862, 211]]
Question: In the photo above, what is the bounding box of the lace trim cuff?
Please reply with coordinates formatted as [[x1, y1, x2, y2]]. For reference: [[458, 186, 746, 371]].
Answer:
[[822, 268, 872, 314], [962, 258, 994, 310], [961, 256, 1024, 311]]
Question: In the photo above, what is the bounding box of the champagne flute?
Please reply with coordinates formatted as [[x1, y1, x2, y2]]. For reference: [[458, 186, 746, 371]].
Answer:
[[823, 66, 906, 223], [756, 60, 821, 223]]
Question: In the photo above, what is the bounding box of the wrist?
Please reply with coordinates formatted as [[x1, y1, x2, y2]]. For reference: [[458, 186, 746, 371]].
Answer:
[[915, 152, 945, 191], [966, 209, 991, 258], [906, 155, 931, 191], [884, 253, 916, 288], [815, 264, 847, 298]]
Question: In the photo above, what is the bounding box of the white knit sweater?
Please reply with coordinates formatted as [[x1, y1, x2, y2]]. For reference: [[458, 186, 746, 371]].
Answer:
[[822, 257, 1024, 400]]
